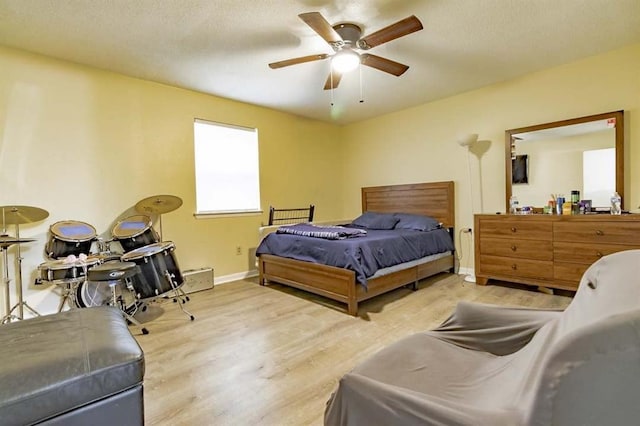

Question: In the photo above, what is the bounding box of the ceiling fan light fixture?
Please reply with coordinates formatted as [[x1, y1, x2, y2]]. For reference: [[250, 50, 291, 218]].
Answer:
[[332, 49, 360, 73]]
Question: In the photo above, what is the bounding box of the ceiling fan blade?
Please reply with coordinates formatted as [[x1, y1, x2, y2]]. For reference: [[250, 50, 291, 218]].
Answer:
[[269, 53, 330, 69], [299, 12, 343, 45], [361, 54, 409, 76], [323, 70, 343, 90], [358, 15, 423, 49]]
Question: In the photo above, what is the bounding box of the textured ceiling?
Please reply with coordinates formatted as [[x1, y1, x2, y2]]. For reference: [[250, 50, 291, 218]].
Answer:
[[1, 0, 639, 124]]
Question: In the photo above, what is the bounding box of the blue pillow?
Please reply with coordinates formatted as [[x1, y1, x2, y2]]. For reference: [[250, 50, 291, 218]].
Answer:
[[393, 213, 442, 231], [351, 212, 399, 230]]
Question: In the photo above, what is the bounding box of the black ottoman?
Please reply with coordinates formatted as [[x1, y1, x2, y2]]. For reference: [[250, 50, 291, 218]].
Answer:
[[0, 306, 145, 425]]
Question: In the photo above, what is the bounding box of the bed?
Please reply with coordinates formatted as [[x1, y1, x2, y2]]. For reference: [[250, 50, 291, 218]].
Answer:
[[257, 181, 455, 316]]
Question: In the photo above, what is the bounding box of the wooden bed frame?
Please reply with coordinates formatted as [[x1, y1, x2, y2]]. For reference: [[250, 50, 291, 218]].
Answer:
[[258, 181, 455, 316]]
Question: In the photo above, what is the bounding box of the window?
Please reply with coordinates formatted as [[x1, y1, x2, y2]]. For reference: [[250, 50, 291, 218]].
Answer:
[[193, 119, 261, 215]]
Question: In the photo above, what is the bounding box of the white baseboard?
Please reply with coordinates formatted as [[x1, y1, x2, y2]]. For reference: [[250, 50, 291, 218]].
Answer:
[[214, 269, 258, 285]]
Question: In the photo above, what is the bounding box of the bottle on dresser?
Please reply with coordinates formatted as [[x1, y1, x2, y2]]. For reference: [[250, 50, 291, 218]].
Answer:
[[611, 192, 622, 215], [509, 195, 519, 214]]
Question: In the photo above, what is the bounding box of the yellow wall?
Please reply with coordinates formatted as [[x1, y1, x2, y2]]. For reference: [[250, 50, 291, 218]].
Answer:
[[2, 41, 638, 314], [0, 46, 344, 314], [341, 43, 640, 272]]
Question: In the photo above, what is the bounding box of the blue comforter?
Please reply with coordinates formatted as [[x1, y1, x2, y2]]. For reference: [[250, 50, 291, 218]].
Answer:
[[256, 226, 454, 287]]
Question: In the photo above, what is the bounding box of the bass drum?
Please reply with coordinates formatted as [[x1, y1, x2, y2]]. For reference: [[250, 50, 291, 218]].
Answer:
[[75, 278, 139, 315]]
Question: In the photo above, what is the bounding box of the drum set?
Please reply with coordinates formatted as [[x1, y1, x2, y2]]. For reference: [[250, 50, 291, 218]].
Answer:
[[33, 194, 193, 334]]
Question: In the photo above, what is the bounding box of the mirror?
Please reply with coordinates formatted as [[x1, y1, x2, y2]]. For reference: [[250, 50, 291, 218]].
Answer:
[[505, 110, 624, 212]]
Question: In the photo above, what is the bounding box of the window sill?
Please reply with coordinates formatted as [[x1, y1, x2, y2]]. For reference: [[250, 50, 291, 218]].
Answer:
[[194, 210, 263, 219]]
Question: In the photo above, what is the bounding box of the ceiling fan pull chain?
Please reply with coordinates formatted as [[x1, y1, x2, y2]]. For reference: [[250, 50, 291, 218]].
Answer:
[[330, 70, 335, 107], [359, 62, 364, 103]]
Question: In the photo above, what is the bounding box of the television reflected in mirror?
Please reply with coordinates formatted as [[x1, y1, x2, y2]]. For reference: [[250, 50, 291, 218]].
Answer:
[[512, 155, 528, 184]]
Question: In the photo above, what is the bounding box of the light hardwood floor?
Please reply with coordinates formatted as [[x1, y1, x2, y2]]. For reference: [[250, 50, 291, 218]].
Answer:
[[134, 273, 571, 426]]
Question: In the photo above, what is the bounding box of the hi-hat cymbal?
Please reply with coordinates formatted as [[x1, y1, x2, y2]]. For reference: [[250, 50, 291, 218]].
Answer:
[[0, 205, 49, 227], [135, 195, 183, 215], [0, 235, 36, 249]]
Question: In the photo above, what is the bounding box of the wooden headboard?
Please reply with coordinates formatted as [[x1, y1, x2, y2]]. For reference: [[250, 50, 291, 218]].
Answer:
[[361, 181, 455, 229]]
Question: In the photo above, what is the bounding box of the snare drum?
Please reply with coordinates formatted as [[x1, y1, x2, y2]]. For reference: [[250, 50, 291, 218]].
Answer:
[[37, 256, 101, 284], [46, 220, 97, 259], [121, 241, 183, 299], [112, 215, 159, 252]]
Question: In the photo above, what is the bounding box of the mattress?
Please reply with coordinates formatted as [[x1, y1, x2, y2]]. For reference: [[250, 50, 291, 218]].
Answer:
[[256, 226, 455, 287]]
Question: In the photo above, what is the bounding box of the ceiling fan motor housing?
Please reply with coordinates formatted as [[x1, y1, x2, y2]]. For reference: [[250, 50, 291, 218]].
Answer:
[[332, 23, 362, 50]]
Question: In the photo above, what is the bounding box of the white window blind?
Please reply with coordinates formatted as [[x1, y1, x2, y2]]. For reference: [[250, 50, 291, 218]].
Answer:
[[194, 119, 261, 215]]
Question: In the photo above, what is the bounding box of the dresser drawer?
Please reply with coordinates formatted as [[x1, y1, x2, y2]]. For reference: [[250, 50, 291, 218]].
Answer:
[[479, 255, 553, 280], [481, 237, 552, 261], [554, 262, 589, 288], [553, 242, 638, 264], [554, 221, 640, 245], [478, 219, 552, 241]]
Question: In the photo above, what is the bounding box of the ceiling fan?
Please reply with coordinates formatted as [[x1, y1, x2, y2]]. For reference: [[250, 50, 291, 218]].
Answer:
[[269, 12, 423, 90]]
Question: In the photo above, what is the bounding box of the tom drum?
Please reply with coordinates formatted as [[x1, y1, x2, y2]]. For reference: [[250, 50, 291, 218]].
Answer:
[[112, 215, 159, 252], [121, 241, 183, 299], [45, 220, 97, 259]]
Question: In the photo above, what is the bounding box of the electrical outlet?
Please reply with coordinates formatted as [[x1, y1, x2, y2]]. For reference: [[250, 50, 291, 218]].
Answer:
[[235, 245, 242, 255], [462, 228, 472, 234]]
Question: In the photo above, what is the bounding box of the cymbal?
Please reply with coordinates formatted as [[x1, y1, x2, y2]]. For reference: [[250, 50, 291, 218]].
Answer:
[[135, 195, 183, 215], [0, 205, 49, 226], [0, 235, 36, 249]]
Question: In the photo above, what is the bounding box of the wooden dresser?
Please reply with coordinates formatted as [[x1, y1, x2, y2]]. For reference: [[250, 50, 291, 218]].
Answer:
[[474, 214, 640, 291]]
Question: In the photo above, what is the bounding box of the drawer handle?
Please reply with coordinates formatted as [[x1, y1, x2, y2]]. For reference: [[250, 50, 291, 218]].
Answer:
[[511, 245, 517, 252], [511, 264, 517, 270], [596, 251, 603, 258], [511, 227, 517, 233], [595, 229, 604, 236]]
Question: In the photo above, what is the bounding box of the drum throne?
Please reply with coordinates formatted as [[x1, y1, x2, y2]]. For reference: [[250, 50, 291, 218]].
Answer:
[[87, 260, 150, 335]]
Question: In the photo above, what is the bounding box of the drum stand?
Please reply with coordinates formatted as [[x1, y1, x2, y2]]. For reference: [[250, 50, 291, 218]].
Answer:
[[156, 214, 191, 306], [110, 278, 149, 335], [163, 270, 195, 321], [153, 271, 196, 321], [1, 246, 20, 324], [9, 223, 41, 319], [55, 278, 82, 312]]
